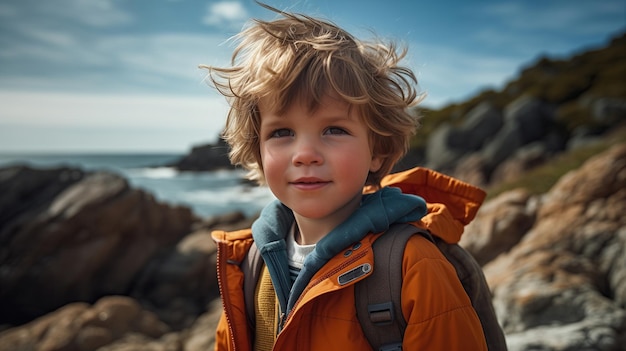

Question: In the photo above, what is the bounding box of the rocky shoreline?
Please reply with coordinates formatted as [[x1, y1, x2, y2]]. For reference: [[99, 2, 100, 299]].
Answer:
[[1, 142, 624, 350]]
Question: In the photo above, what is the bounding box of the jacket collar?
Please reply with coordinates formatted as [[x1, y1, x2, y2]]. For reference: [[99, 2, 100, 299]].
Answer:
[[251, 186, 427, 319], [376, 167, 486, 243]]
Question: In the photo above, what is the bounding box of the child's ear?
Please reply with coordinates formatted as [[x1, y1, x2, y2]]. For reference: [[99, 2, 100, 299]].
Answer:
[[369, 155, 383, 173]]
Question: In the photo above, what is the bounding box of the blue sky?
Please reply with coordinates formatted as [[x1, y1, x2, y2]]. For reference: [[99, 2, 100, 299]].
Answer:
[[0, 0, 624, 153]]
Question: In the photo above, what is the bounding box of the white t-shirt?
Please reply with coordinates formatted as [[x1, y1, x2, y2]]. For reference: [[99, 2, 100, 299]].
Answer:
[[285, 224, 316, 283]]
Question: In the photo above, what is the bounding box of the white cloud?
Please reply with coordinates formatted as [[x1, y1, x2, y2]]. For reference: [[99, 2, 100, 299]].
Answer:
[[1, 29, 233, 95], [203, 1, 248, 29]]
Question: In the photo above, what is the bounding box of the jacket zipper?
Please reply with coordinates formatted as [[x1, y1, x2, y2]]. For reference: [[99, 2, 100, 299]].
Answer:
[[215, 240, 241, 351], [280, 249, 369, 329]]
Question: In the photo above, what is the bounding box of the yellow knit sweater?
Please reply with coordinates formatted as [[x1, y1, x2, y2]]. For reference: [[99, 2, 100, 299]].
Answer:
[[254, 265, 279, 350]]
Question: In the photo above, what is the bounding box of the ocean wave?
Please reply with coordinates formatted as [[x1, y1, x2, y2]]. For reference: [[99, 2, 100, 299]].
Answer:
[[180, 184, 275, 217], [127, 167, 179, 179], [183, 185, 274, 205]]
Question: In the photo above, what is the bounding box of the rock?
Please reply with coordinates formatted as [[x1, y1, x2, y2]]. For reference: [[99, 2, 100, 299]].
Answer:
[[480, 123, 525, 171], [490, 142, 549, 184], [452, 153, 489, 188], [130, 229, 219, 329], [504, 96, 555, 144], [425, 123, 462, 170], [590, 97, 626, 125], [0, 166, 85, 230], [0, 166, 197, 326], [425, 102, 503, 171], [96, 332, 182, 351], [0, 296, 170, 351], [169, 139, 233, 172], [182, 299, 223, 351], [460, 189, 534, 266], [200, 211, 257, 232], [453, 102, 503, 151], [489, 130, 567, 185], [0, 297, 224, 351], [483, 143, 626, 350], [481, 96, 556, 174], [567, 126, 606, 150]]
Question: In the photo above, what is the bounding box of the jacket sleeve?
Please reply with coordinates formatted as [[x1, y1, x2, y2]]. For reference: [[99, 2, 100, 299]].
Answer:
[[401, 235, 488, 350]]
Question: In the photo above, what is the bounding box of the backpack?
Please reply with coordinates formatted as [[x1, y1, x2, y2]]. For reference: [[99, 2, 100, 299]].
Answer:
[[240, 223, 507, 351]]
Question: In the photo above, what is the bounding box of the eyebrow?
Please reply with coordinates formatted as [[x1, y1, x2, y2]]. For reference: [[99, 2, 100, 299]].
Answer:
[[259, 115, 291, 131]]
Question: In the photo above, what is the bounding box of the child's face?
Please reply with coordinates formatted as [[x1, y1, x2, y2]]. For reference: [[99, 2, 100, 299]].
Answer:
[[258, 94, 382, 226]]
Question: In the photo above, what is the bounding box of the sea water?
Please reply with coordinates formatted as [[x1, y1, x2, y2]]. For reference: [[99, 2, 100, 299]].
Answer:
[[0, 153, 275, 218]]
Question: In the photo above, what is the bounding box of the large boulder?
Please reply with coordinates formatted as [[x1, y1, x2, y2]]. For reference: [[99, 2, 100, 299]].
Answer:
[[0, 166, 197, 326], [0, 295, 225, 351], [460, 189, 535, 266], [0, 296, 171, 351]]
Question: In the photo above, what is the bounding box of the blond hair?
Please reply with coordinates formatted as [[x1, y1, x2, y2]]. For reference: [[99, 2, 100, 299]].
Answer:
[[201, 3, 422, 186]]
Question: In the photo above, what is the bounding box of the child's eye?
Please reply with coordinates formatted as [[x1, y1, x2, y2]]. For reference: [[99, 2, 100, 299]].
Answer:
[[269, 128, 293, 138], [324, 127, 348, 135]]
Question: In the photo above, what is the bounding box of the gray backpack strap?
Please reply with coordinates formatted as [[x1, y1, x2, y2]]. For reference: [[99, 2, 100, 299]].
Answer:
[[433, 238, 508, 351], [241, 241, 264, 329], [355, 223, 433, 351]]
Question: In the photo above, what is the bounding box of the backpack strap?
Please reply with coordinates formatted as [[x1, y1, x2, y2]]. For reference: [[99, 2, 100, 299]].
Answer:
[[241, 241, 264, 330], [355, 223, 434, 351], [433, 237, 508, 351]]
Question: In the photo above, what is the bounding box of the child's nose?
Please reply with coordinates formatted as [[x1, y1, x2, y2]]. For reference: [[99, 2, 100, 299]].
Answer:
[[292, 138, 323, 166]]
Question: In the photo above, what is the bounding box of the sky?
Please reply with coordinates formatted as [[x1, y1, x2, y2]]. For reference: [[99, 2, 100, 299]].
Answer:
[[0, 0, 624, 153]]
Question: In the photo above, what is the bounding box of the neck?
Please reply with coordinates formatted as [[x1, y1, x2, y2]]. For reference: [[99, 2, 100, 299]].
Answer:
[[293, 216, 333, 245], [293, 193, 363, 245]]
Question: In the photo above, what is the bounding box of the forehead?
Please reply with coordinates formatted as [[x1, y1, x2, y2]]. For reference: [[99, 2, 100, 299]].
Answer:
[[258, 93, 354, 120]]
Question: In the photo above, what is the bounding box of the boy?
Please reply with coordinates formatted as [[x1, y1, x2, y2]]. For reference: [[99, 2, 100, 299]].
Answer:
[[204, 3, 490, 350]]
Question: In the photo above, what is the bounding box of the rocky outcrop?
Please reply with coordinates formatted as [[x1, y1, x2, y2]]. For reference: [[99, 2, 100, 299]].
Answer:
[[427, 95, 569, 187], [0, 294, 225, 351], [0, 164, 263, 350], [0, 296, 170, 351], [460, 143, 626, 350], [459, 188, 535, 266], [0, 166, 198, 326], [417, 33, 626, 189], [480, 96, 557, 172], [168, 138, 233, 172], [426, 102, 504, 170]]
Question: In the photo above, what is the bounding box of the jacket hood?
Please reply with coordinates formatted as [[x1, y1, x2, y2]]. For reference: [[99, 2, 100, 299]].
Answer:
[[251, 186, 427, 318], [374, 167, 486, 244]]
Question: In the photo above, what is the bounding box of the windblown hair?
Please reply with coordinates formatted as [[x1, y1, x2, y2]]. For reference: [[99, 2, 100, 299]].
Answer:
[[200, 2, 423, 186]]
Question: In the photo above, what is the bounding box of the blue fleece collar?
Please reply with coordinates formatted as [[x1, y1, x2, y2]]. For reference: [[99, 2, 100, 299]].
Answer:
[[251, 186, 427, 319]]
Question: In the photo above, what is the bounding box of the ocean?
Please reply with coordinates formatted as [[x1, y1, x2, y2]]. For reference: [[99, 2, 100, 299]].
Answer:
[[0, 153, 275, 218]]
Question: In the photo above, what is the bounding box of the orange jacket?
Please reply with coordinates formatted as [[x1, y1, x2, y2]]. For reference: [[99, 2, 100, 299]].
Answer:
[[211, 167, 488, 350]]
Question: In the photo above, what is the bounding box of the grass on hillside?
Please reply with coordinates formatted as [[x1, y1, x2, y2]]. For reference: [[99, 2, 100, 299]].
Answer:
[[485, 125, 626, 200]]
